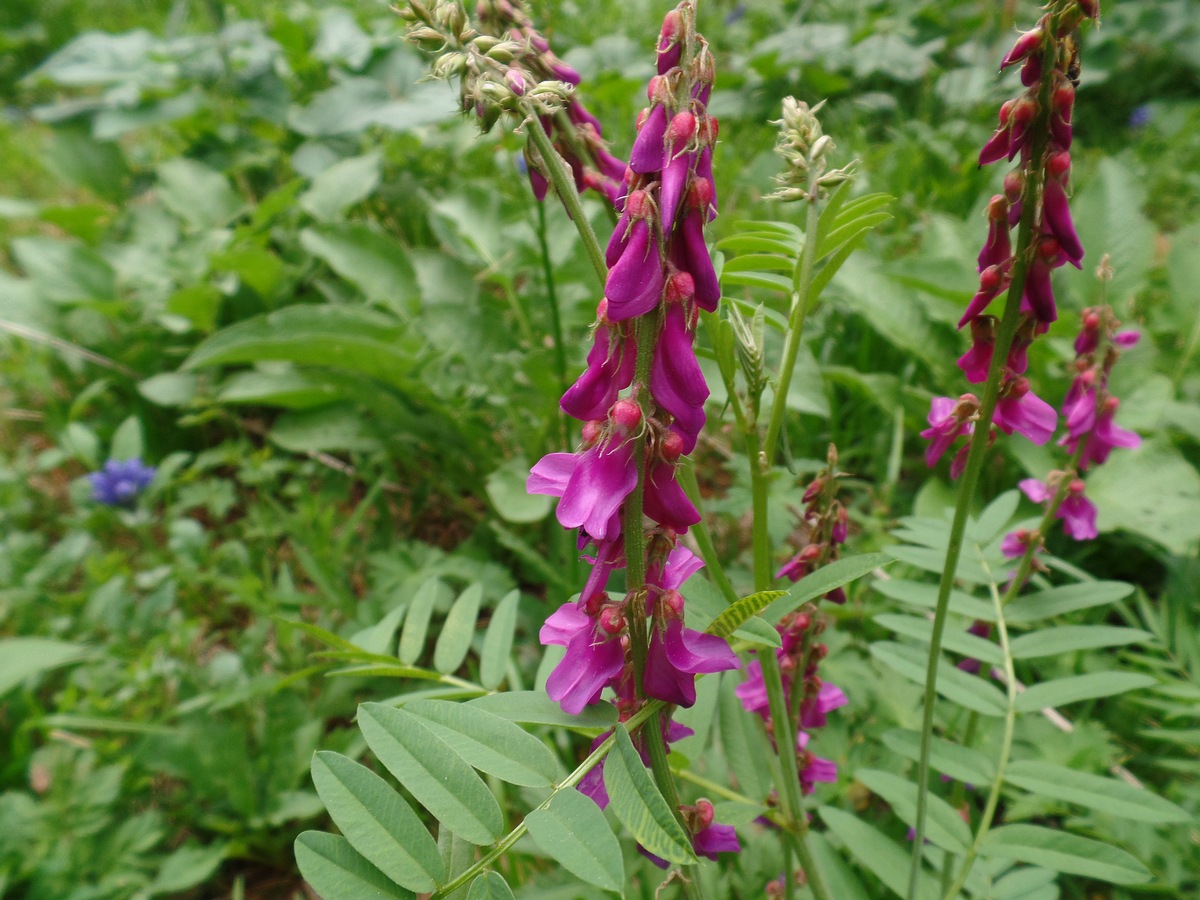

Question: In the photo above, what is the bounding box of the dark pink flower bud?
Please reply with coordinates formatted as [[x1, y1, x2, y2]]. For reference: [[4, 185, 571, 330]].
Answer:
[[611, 398, 643, 431], [978, 195, 1012, 271], [665, 270, 696, 304], [957, 315, 997, 383], [1020, 53, 1043, 87], [657, 9, 684, 73], [1042, 179, 1084, 268], [1001, 26, 1044, 71], [661, 588, 685, 618], [660, 429, 685, 461], [581, 419, 604, 445], [1047, 150, 1071, 179], [1079, 0, 1100, 20], [667, 111, 697, 146], [659, 152, 691, 232], [505, 69, 527, 95], [599, 606, 626, 635]]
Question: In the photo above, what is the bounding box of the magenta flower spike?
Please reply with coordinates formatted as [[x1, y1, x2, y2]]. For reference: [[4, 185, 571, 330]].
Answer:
[[604, 219, 665, 321]]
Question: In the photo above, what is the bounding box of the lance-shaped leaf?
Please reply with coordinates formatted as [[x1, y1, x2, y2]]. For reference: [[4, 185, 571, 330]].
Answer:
[[294, 831, 414, 900], [479, 589, 519, 690], [603, 725, 696, 865], [980, 825, 1151, 884], [1014, 672, 1156, 712], [1004, 760, 1189, 822]]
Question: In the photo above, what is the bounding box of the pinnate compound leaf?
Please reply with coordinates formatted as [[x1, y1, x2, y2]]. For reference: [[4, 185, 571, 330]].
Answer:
[[402, 700, 556, 787], [706, 590, 786, 639], [1004, 760, 1189, 822], [467, 871, 515, 900], [1014, 672, 1156, 712], [818, 806, 940, 900], [856, 769, 971, 854], [357, 703, 503, 845], [1008, 625, 1152, 659], [468, 691, 616, 729], [433, 583, 482, 674], [603, 725, 696, 865], [980, 824, 1151, 884], [870, 642, 1007, 716], [479, 590, 519, 690], [294, 831, 414, 900], [881, 729, 995, 787], [1004, 581, 1133, 623], [525, 787, 623, 892], [310, 751, 443, 892]]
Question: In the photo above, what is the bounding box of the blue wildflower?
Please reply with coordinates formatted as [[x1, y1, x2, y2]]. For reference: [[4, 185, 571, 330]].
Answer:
[[89, 459, 156, 507], [1128, 104, 1151, 129]]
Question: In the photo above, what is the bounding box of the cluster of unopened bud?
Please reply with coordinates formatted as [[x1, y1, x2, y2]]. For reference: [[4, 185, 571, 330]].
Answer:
[[768, 97, 857, 202], [776, 445, 851, 603]]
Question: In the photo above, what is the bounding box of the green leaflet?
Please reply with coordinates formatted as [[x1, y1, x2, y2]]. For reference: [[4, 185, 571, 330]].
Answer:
[[980, 825, 1151, 884], [357, 702, 503, 845], [525, 788, 623, 892], [479, 589, 519, 690], [603, 725, 696, 865], [310, 751, 444, 892], [294, 831, 414, 900], [402, 699, 557, 787], [433, 582, 483, 674], [1004, 760, 1189, 822], [818, 806, 940, 900]]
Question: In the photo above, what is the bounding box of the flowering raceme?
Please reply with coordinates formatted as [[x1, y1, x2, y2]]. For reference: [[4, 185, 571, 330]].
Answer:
[[924, 0, 1102, 472], [526, 2, 739, 857]]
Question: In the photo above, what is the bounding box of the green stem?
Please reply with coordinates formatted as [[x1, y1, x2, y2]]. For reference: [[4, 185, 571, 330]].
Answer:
[[942, 557, 1017, 900], [526, 116, 609, 289], [906, 37, 1059, 897], [435, 701, 662, 897], [677, 460, 739, 606], [763, 169, 823, 464]]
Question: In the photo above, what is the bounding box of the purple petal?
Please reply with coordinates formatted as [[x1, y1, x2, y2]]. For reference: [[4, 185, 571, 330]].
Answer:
[[605, 208, 632, 268], [693, 823, 740, 859], [1043, 179, 1084, 267], [604, 220, 663, 321], [556, 439, 638, 539], [546, 631, 625, 715], [560, 328, 636, 422], [1059, 493, 1098, 540], [643, 461, 701, 533], [527, 453, 576, 497], [663, 620, 739, 676], [659, 152, 690, 232], [1018, 478, 1051, 504], [539, 602, 590, 646], [676, 209, 719, 312], [650, 304, 709, 444], [629, 105, 668, 173]]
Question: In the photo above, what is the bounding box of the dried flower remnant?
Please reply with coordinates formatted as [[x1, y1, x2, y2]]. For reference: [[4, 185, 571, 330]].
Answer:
[[399, 0, 625, 203]]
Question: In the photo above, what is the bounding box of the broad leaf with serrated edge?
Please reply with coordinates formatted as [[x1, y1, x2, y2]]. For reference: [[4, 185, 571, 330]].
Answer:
[[603, 725, 696, 865], [310, 752, 443, 891]]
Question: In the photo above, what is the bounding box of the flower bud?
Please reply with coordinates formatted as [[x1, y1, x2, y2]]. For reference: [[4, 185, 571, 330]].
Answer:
[[599, 606, 626, 635], [660, 429, 685, 461], [661, 588, 685, 618], [611, 398, 643, 431], [504, 69, 526, 95], [581, 419, 603, 445], [667, 111, 697, 146], [665, 271, 696, 304]]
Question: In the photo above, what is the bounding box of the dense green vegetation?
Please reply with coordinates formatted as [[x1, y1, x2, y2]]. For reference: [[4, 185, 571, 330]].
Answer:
[[1, 0, 1197, 897]]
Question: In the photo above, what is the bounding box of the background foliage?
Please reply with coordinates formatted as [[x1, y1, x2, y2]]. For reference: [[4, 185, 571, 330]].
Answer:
[[1, 0, 1197, 897]]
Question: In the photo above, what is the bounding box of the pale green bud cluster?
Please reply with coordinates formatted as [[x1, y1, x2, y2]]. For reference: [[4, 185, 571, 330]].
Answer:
[[769, 97, 857, 202]]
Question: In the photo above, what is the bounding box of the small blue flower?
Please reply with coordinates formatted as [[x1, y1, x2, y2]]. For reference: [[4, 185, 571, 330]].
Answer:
[[89, 458, 156, 507], [1128, 104, 1151, 129]]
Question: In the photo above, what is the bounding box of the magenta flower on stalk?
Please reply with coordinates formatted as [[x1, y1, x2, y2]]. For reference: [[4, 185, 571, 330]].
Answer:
[[526, 1, 739, 856], [926, 0, 1104, 473], [1004, 304, 1141, 556]]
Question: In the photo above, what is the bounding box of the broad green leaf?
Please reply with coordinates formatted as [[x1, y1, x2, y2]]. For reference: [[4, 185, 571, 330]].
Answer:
[[874, 579, 995, 621], [270, 406, 383, 454], [871, 642, 1007, 716], [881, 729, 995, 786], [1005, 581, 1134, 623], [467, 691, 616, 729], [1014, 672, 1157, 712], [525, 788, 623, 892], [762, 553, 892, 621], [719, 672, 771, 801], [603, 725, 696, 865], [1008, 625, 1152, 659], [1004, 761, 1189, 822], [0, 638, 89, 696], [991, 867, 1058, 899], [1071, 157, 1154, 311], [403, 700, 557, 787], [357, 703, 503, 845], [706, 590, 786, 639], [980, 825, 1151, 884], [311, 752, 443, 891], [433, 583, 482, 674], [807, 831, 872, 900], [399, 579, 450, 665], [12, 236, 115, 303], [294, 831, 414, 900], [157, 158, 243, 229], [300, 152, 381, 222], [479, 590, 519, 691], [300, 224, 418, 313], [856, 769, 971, 854], [184, 306, 420, 390], [818, 806, 940, 900], [486, 457, 553, 524], [218, 370, 342, 409], [968, 491, 1020, 544], [467, 872, 514, 900], [875, 614, 1004, 667]]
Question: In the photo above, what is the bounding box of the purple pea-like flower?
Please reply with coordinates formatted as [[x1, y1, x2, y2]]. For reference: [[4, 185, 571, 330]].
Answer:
[[528, 436, 638, 540], [644, 618, 739, 707], [604, 219, 664, 321], [540, 603, 626, 715], [994, 377, 1057, 445], [921, 395, 979, 467], [560, 326, 637, 422]]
